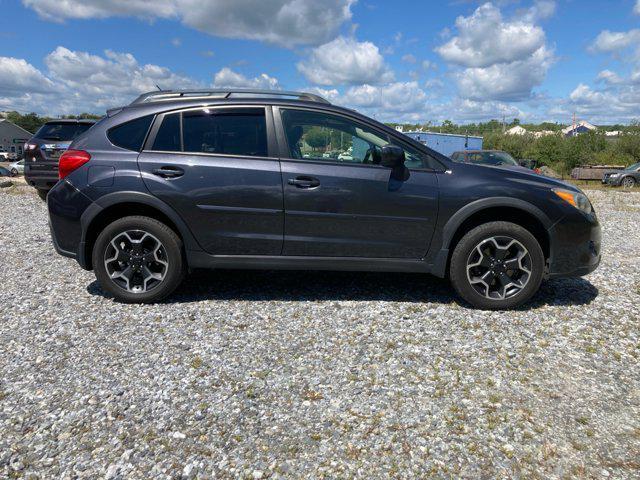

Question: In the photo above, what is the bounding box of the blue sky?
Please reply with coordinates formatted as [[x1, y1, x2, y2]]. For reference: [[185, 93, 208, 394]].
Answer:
[[1, 0, 640, 124]]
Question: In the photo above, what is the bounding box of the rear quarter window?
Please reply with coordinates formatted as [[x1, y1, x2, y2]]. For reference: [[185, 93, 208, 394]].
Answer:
[[107, 115, 154, 151]]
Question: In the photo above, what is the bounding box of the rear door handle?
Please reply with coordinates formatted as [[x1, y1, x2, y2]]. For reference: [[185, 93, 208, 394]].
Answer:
[[288, 176, 320, 188], [152, 166, 184, 179]]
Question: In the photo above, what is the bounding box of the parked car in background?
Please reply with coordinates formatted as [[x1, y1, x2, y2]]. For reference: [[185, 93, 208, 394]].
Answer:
[[24, 119, 96, 200], [0, 148, 10, 160], [451, 150, 518, 167], [0, 166, 13, 178], [47, 89, 600, 310], [602, 162, 640, 188], [9, 159, 25, 176]]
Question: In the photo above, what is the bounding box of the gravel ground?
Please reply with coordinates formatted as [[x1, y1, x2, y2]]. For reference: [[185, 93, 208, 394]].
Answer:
[[1, 186, 639, 479]]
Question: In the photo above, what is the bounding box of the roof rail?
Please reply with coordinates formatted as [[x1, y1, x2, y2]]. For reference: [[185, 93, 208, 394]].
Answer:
[[130, 89, 331, 105]]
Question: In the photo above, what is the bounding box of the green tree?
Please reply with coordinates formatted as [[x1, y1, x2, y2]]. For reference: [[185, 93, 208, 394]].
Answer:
[[304, 127, 329, 151]]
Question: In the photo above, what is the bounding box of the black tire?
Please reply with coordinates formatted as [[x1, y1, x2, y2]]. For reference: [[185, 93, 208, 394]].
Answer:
[[36, 189, 48, 201], [10, 168, 18, 177], [449, 221, 545, 310], [92, 216, 186, 303], [621, 177, 636, 189]]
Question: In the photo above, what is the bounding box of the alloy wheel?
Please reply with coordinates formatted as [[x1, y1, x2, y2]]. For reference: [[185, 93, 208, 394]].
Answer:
[[104, 230, 168, 293], [466, 236, 532, 300], [622, 177, 636, 188]]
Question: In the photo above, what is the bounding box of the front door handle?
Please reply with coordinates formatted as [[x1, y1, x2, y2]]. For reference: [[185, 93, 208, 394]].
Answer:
[[152, 166, 184, 179], [288, 176, 320, 188]]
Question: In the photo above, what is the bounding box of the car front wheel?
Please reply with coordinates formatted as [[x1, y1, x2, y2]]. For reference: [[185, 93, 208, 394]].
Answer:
[[92, 216, 186, 303], [621, 177, 636, 188], [450, 221, 545, 310]]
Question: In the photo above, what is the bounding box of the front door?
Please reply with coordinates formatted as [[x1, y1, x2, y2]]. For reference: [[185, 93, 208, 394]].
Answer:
[[276, 107, 438, 258], [138, 106, 283, 255]]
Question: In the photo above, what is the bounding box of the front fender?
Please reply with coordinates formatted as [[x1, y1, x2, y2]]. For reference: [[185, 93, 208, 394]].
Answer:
[[426, 196, 553, 278]]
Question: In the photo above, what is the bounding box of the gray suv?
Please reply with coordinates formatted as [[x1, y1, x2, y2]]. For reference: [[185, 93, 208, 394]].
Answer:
[[47, 89, 601, 309]]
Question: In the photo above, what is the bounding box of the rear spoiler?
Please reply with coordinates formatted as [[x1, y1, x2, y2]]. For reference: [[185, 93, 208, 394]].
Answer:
[[106, 107, 124, 117]]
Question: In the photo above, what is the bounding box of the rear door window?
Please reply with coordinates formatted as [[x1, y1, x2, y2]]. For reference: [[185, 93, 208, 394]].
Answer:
[[182, 108, 267, 157]]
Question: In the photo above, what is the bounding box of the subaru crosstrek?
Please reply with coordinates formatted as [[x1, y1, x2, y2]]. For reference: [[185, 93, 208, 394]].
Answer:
[[47, 89, 601, 309], [25, 119, 95, 200]]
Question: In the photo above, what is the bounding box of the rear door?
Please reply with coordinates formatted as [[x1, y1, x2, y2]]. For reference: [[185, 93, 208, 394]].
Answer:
[[138, 106, 283, 255], [275, 107, 438, 258]]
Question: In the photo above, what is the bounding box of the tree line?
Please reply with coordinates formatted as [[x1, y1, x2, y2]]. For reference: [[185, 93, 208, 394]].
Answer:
[[2, 111, 102, 134], [388, 119, 640, 174]]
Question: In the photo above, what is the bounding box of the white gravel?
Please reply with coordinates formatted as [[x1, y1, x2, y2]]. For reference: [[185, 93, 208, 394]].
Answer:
[[1, 186, 639, 479]]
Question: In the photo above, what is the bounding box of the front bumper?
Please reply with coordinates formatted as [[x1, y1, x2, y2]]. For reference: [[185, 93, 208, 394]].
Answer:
[[547, 210, 601, 278]]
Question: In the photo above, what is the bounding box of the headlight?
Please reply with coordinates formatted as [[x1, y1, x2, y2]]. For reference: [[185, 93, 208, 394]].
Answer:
[[552, 188, 592, 214], [609, 173, 619, 178]]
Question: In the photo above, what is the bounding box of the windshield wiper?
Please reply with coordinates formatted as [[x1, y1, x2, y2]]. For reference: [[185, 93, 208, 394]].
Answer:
[[42, 136, 62, 140]]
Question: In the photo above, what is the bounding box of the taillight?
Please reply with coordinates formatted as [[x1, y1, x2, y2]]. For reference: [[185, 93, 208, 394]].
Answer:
[[59, 150, 91, 179]]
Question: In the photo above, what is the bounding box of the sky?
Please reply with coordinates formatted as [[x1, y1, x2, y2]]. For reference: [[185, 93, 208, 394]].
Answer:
[[1, 0, 640, 124]]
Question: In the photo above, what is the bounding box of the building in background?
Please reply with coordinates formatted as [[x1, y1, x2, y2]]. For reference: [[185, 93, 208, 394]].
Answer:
[[402, 131, 483, 158], [0, 119, 31, 159], [562, 120, 597, 137]]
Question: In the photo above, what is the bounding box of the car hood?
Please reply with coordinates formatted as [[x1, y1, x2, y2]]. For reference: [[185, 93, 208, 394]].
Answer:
[[449, 161, 581, 193]]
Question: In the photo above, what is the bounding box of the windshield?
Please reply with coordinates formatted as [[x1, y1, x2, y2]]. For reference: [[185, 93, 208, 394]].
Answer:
[[625, 162, 640, 171], [35, 122, 93, 141]]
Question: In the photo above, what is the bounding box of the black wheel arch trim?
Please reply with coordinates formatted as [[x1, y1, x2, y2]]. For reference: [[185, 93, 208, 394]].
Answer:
[[428, 197, 554, 278], [78, 191, 203, 267]]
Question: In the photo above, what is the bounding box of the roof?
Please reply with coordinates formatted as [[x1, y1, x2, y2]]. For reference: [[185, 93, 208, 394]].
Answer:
[[0, 118, 33, 137], [131, 89, 330, 106], [506, 125, 528, 135], [562, 120, 597, 135], [43, 119, 97, 124]]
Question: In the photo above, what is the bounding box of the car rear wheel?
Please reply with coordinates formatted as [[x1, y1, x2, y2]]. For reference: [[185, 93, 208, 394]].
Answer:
[[92, 216, 186, 303], [10, 168, 18, 176], [621, 177, 636, 188], [450, 221, 545, 310]]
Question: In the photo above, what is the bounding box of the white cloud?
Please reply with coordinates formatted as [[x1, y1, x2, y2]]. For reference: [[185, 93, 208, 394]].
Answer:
[[297, 36, 393, 86], [22, 0, 177, 20], [456, 46, 554, 101], [212, 67, 279, 90], [635, 0, 640, 15], [401, 54, 417, 64], [522, 0, 556, 22], [44, 47, 200, 100], [436, 3, 546, 68], [590, 29, 640, 53], [597, 69, 624, 85], [22, 0, 355, 47], [335, 81, 428, 121], [436, 2, 554, 102], [1, 47, 203, 115], [436, 98, 525, 123], [0, 57, 55, 95]]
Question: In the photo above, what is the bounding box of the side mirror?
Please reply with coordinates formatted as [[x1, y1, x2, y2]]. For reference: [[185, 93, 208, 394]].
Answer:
[[381, 144, 405, 168]]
